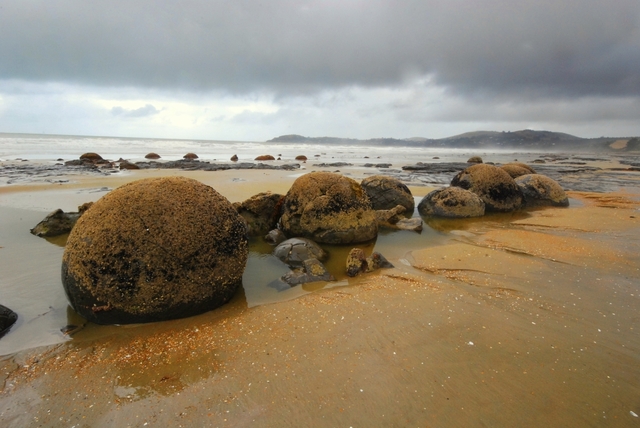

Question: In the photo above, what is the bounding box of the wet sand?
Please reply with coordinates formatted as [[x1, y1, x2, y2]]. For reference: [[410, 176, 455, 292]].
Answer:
[[1, 168, 640, 427]]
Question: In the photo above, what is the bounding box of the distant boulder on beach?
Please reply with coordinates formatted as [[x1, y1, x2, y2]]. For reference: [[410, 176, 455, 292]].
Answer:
[[183, 152, 199, 159], [145, 152, 161, 159], [255, 155, 275, 161], [79, 152, 104, 162]]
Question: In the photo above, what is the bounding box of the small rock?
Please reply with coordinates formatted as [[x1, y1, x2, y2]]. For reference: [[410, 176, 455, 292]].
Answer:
[[467, 156, 483, 163], [265, 229, 287, 245], [295, 155, 308, 161], [346, 248, 393, 277], [230, 154, 238, 162], [281, 258, 335, 286], [183, 153, 199, 159], [30, 209, 82, 237], [255, 155, 275, 161], [145, 153, 161, 159]]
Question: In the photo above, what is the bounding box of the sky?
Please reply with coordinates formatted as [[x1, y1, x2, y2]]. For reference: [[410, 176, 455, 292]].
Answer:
[[0, 0, 639, 141]]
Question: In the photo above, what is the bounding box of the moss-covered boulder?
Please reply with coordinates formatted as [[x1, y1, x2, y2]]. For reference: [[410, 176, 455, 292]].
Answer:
[[361, 175, 414, 213], [451, 164, 523, 212], [515, 174, 569, 207], [61, 177, 248, 324], [279, 172, 377, 244], [418, 187, 485, 218]]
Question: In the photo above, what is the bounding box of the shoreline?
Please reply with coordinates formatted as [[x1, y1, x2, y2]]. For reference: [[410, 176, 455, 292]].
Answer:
[[1, 162, 640, 426]]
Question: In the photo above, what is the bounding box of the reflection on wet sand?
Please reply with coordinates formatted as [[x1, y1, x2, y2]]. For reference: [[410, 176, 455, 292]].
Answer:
[[1, 190, 639, 426]]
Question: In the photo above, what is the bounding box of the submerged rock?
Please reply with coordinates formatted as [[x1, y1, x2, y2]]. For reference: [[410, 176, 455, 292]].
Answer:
[[361, 175, 414, 213], [281, 258, 335, 286], [279, 172, 378, 244], [273, 237, 327, 268], [515, 174, 569, 207], [418, 187, 485, 218], [61, 177, 248, 324], [451, 164, 523, 212]]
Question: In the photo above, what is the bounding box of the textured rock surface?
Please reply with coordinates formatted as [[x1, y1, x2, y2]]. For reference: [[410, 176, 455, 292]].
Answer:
[[361, 175, 414, 212], [467, 156, 483, 163], [233, 192, 284, 236], [255, 155, 275, 161], [281, 258, 335, 286], [279, 172, 378, 244], [515, 174, 569, 207], [418, 187, 486, 218], [346, 248, 394, 277], [61, 177, 248, 324], [265, 229, 287, 245], [273, 238, 327, 268], [500, 162, 536, 178], [451, 164, 523, 212], [145, 153, 161, 159]]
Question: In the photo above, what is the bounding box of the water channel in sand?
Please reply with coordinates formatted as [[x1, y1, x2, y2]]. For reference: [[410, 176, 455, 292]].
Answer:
[[1, 154, 640, 426]]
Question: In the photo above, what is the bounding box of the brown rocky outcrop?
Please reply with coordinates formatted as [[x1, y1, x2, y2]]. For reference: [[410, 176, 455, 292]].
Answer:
[[451, 164, 523, 212], [361, 175, 415, 213], [418, 187, 486, 218], [61, 177, 248, 324], [255, 155, 275, 161], [295, 155, 308, 161], [279, 172, 378, 244], [183, 153, 199, 159], [145, 153, 161, 159]]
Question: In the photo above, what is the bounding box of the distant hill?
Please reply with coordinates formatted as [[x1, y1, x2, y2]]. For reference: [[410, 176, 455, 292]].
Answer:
[[267, 130, 639, 152]]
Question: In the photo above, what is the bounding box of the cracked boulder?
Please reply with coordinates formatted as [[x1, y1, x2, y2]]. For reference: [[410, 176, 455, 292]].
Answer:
[[451, 164, 523, 212], [61, 177, 248, 324], [361, 175, 415, 213]]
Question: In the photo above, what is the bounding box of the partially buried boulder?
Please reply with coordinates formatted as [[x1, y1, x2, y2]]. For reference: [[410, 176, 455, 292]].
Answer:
[[255, 155, 275, 161], [515, 174, 569, 207], [0, 304, 18, 338], [233, 192, 284, 236], [273, 237, 327, 268], [418, 187, 485, 218], [145, 153, 161, 159], [279, 172, 378, 244], [451, 164, 523, 212], [361, 175, 415, 213], [61, 177, 248, 324], [183, 153, 199, 160], [281, 258, 335, 286], [80, 152, 104, 162], [467, 156, 483, 164]]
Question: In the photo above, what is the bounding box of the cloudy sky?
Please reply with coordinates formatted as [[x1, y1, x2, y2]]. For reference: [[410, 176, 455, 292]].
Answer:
[[1, 0, 639, 141]]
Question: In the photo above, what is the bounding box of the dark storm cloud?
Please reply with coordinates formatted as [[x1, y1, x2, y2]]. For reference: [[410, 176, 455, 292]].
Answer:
[[0, 0, 638, 98]]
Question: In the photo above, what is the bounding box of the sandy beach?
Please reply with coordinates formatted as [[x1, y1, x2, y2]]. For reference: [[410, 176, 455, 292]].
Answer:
[[1, 163, 640, 427]]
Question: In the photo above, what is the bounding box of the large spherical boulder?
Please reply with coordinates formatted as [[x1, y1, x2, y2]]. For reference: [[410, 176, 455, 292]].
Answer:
[[515, 174, 569, 207], [418, 187, 485, 218], [279, 172, 378, 244], [500, 162, 536, 178], [61, 177, 248, 325], [451, 164, 523, 212], [361, 175, 415, 213]]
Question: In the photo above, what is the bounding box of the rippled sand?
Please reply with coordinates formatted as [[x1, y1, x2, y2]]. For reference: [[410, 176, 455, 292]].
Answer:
[[1, 169, 639, 427]]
